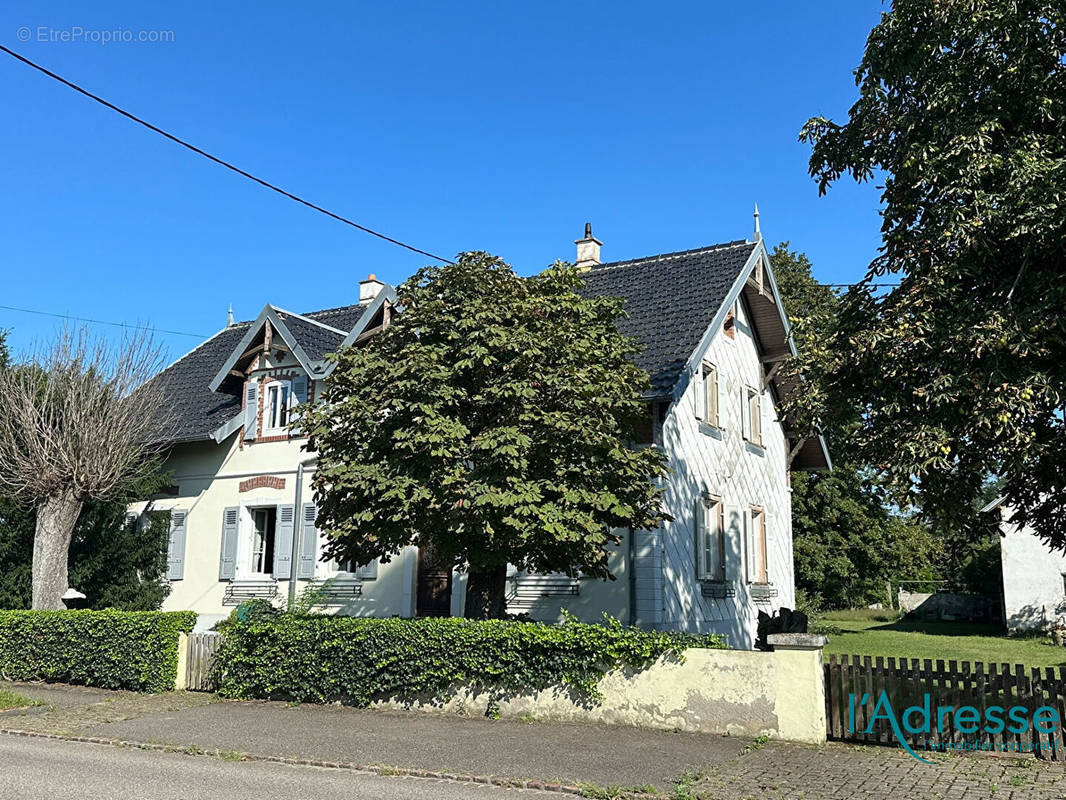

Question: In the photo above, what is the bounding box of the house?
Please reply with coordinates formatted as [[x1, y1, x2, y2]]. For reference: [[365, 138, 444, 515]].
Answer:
[[136, 217, 829, 648], [984, 497, 1066, 631]]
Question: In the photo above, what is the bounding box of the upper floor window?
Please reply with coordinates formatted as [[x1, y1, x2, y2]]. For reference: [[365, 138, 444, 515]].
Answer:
[[723, 302, 737, 341], [701, 362, 720, 428], [744, 386, 763, 447], [265, 381, 292, 432]]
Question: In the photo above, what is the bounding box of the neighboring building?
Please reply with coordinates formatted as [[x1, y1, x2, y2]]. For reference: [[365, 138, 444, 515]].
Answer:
[[137, 218, 829, 647], [985, 497, 1066, 631]]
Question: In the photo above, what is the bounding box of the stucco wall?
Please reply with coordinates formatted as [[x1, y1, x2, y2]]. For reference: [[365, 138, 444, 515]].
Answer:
[[371, 645, 826, 745], [1000, 511, 1066, 631], [653, 293, 795, 648]]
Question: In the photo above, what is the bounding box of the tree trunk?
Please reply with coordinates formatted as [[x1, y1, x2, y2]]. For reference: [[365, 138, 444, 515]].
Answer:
[[464, 564, 508, 619], [32, 491, 82, 610]]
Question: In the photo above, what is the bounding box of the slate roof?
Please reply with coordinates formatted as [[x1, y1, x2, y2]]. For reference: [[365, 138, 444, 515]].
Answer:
[[150, 323, 251, 443], [152, 241, 760, 444], [152, 303, 368, 443], [275, 311, 347, 362], [577, 240, 758, 397]]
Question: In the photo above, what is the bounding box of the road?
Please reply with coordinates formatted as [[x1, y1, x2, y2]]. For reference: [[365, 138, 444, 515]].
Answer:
[[0, 735, 550, 800]]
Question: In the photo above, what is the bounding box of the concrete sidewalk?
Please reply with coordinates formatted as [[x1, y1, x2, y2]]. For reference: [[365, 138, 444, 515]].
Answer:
[[3, 681, 1066, 798]]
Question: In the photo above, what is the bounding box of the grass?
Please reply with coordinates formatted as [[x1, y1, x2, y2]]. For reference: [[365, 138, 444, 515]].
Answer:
[[0, 689, 36, 711], [820, 609, 1066, 668]]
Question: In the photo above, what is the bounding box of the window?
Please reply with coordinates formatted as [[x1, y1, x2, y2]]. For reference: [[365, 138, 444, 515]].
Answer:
[[336, 556, 378, 580], [745, 506, 768, 585], [264, 382, 291, 431], [701, 362, 720, 428], [744, 386, 763, 447], [696, 494, 726, 581], [250, 507, 277, 574]]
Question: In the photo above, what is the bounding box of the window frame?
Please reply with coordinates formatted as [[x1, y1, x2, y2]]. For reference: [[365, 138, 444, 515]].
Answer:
[[701, 362, 720, 429], [247, 505, 278, 576], [697, 493, 726, 582], [263, 380, 293, 434], [744, 385, 763, 447], [748, 505, 768, 585]]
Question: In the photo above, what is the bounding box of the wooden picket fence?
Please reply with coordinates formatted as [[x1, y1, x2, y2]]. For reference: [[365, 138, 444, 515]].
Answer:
[[825, 655, 1066, 760], [185, 632, 223, 692]]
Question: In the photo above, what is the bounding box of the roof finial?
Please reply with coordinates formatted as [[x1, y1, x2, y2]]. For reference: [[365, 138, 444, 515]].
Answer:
[[753, 203, 762, 241], [584, 222, 592, 239], [226, 303, 234, 327]]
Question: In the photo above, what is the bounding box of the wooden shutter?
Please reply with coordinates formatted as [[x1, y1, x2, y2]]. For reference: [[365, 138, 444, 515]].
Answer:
[[296, 503, 318, 579], [243, 382, 259, 441], [705, 365, 719, 427], [744, 508, 757, 583], [693, 367, 704, 422], [273, 504, 295, 579], [751, 392, 763, 446], [741, 387, 752, 442], [292, 374, 308, 404], [167, 510, 187, 581], [693, 497, 705, 579], [755, 509, 768, 583], [219, 507, 239, 580], [715, 501, 727, 580], [717, 373, 729, 431], [356, 559, 378, 580]]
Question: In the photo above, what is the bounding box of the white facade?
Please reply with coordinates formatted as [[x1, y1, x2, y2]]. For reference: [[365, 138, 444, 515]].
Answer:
[[142, 238, 819, 646], [993, 503, 1066, 631]]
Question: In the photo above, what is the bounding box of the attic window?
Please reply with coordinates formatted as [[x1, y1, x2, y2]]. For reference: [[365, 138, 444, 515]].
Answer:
[[265, 382, 292, 432]]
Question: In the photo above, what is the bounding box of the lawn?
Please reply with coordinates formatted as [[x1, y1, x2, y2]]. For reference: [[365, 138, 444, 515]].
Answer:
[[818, 609, 1066, 668], [0, 689, 35, 711]]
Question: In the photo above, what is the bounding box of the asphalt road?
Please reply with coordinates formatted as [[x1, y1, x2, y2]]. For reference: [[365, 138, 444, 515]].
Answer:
[[0, 735, 551, 800]]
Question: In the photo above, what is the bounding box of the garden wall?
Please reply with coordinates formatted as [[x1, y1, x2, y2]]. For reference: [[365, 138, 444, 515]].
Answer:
[[372, 634, 827, 744]]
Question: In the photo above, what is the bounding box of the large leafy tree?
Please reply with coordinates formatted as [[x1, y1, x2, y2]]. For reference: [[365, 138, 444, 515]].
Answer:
[[772, 243, 943, 607], [306, 252, 668, 619], [799, 1, 1066, 548]]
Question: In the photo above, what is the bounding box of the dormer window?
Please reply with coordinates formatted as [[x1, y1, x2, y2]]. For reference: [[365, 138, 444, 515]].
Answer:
[[265, 381, 292, 432]]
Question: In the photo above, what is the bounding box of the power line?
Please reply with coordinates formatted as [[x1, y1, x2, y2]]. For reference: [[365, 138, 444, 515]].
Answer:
[[822, 283, 901, 289], [0, 44, 455, 265], [0, 303, 208, 338]]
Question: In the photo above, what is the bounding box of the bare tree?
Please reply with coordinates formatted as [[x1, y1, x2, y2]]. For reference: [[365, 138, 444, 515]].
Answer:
[[0, 327, 172, 609]]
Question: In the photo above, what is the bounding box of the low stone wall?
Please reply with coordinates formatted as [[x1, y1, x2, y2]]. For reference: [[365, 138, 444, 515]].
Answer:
[[371, 634, 828, 744], [899, 589, 1000, 624]]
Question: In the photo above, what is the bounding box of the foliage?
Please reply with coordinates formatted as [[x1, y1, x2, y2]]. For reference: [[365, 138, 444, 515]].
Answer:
[[0, 472, 174, 611], [214, 614, 725, 705], [790, 465, 942, 608], [799, 0, 1066, 549], [0, 609, 195, 692], [770, 243, 948, 607], [305, 252, 669, 617]]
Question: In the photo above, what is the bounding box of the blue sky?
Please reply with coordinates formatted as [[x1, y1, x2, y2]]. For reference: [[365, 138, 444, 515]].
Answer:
[[1, 1, 886, 360]]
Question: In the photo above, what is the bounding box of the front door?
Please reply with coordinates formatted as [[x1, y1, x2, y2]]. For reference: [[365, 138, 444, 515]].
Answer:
[[416, 544, 452, 617]]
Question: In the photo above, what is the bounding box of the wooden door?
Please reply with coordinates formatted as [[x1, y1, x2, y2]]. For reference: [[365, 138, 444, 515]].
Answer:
[[416, 544, 453, 617]]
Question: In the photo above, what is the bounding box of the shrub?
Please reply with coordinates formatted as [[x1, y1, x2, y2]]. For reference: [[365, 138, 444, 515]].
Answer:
[[0, 609, 196, 692], [215, 614, 725, 705]]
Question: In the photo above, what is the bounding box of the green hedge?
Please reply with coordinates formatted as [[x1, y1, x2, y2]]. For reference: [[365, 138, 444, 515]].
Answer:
[[0, 610, 196, 693], [215, 615, 726, 705]]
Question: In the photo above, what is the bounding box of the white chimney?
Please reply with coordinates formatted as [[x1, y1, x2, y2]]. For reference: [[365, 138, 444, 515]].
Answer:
[[574, 223, 602, 271], [359, 273, 385, 305]]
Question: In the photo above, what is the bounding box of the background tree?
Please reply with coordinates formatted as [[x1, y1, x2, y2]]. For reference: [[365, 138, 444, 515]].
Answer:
[[0, 327, 170, 609], [799, 0, 1066, 549], [306, 252, 668, 619], [0, 471, 173, 610], [772, 242, 946, 608]]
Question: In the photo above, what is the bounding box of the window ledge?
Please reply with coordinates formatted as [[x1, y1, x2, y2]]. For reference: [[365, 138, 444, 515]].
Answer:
[[743, 440, 765, 456], [700, 580, 735, 599], [698, 422, 725, 439]]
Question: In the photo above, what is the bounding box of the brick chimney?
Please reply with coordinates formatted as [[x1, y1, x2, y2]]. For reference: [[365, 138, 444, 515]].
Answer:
[[574, 223, 602, 271], [359, 274, 385, 305]]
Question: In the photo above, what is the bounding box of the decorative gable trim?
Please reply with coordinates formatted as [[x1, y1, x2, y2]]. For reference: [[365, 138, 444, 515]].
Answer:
[[208, 306, 325, 393], [322, 287, 398, 378]]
